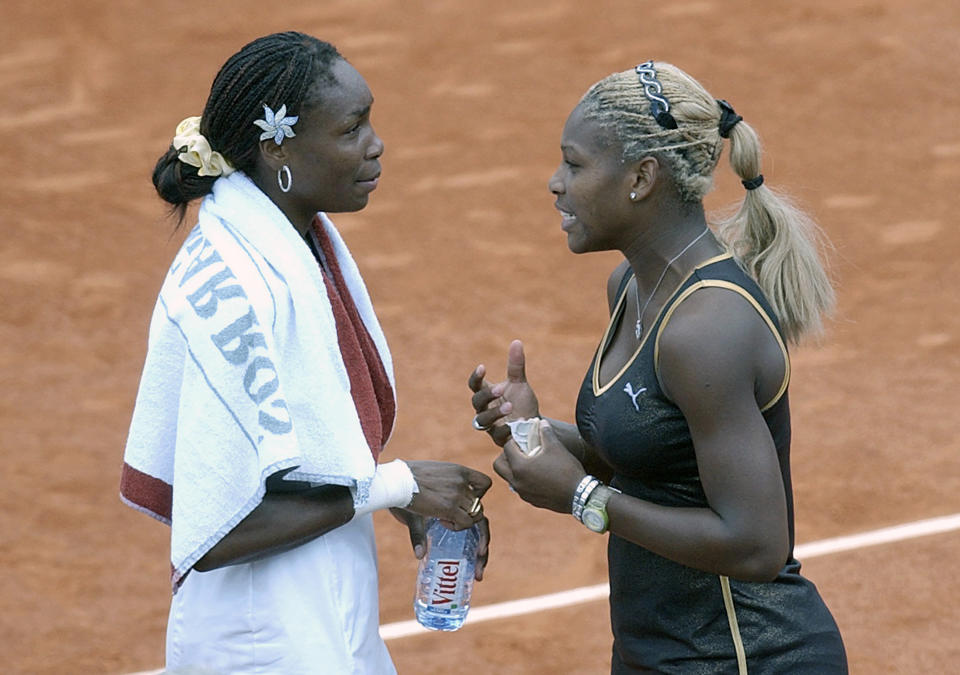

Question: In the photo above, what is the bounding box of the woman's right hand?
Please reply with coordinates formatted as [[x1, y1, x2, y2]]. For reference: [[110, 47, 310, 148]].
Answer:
[[468, 340, 540, 447], [405, 460, 492, 531]]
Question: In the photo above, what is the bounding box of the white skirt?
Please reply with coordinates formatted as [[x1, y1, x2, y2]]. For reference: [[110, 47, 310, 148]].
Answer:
[[165, 514, 396, 674]]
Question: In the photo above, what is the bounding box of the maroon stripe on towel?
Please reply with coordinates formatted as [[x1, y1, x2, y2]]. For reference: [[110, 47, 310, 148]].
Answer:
[[311, 217, 397, 461], [120, 462, 173, 522]]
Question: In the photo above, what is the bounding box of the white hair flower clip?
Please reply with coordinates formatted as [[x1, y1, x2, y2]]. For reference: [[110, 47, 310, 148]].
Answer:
[[254, 103, 299, 145]]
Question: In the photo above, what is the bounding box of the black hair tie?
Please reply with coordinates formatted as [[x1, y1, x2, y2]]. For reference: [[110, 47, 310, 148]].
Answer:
[[654, 111, 678, 130], [717, 99, 742, 138], [742, 174, 764, 190]]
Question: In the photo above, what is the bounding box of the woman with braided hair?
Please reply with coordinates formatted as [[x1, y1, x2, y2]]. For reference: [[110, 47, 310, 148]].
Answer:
[[468, 61, 847, 673], [122, 32, 491, 673]]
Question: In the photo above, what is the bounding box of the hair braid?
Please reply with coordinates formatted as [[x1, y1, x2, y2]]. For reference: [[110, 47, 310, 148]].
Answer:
[[579, 65, 722, 202], [152, 32, 342, 224], [581, 62, 835, 343]]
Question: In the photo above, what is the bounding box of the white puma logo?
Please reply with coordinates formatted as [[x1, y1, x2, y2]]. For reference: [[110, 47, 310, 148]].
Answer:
[[623, 382, 647, 411]]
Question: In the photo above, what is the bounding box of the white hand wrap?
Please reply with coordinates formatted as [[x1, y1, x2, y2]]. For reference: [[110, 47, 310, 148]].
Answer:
[[352, 459, 420, 518]]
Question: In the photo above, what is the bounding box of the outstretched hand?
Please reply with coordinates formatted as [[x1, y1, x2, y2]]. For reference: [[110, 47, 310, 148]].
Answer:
[[468, 340, 541, 446], [493, 419, 586, 514]]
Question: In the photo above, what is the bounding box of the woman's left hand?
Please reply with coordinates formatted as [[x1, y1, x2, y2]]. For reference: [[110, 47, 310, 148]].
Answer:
[[494, 419, 586, 514], [389, 507, 491, 581]]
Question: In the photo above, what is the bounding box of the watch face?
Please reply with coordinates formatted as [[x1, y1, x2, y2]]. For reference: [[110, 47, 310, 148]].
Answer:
[[582, 508, 607, 533]]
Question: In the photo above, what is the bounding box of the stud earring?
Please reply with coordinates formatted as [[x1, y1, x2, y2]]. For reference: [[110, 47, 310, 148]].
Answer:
[[278, 165, 292, 193], [629, 191, 637, 201]]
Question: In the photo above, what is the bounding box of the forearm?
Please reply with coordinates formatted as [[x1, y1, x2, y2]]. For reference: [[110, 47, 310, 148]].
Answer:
[[195, 460, 420, 571], [605, 494, 787, 582], [194, 484, 354, 572], [543, 417, 613, 482]]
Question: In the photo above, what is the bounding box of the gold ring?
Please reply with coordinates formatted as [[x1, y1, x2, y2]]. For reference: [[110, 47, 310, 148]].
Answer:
[[468, 496, 482, 517]]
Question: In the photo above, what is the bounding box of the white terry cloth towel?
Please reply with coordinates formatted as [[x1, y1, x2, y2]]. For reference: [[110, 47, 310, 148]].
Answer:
[[121, 171, 395, 589]]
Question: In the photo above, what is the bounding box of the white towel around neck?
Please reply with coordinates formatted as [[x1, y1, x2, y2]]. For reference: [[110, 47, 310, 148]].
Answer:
[[121, 172, 395, 588]]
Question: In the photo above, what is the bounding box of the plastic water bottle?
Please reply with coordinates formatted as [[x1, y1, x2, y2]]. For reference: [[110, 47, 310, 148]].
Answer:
[[414, 518, 480, 631]]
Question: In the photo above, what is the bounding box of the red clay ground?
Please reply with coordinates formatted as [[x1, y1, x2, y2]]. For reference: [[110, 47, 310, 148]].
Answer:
[[2, 0, 959, 672]]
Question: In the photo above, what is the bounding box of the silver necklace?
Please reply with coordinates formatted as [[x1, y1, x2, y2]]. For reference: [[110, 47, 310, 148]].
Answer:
[[634, 227, 710, 339]]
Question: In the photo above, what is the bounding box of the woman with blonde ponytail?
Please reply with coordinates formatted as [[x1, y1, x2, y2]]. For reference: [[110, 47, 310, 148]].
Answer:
[[468, 61, 846, 673]]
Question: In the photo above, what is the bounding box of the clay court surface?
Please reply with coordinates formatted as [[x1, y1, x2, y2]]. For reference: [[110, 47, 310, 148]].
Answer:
[[3, 0, 960, 672]]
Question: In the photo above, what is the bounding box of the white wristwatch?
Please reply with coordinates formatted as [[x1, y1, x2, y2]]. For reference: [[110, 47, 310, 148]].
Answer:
[[580, 485, 620, 534]]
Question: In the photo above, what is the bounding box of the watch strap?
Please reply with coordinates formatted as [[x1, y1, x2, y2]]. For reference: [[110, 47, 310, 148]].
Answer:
[[581, 484, 621, 533]]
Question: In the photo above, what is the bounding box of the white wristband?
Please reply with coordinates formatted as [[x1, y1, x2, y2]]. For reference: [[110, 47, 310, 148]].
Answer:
[[352, 459, 419, 518]]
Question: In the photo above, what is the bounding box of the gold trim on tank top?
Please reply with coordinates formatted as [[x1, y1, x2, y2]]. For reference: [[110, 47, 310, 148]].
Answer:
[[720, 575, 749, 674], [592, 253, 733, 396], [653, 279, 790, 412]]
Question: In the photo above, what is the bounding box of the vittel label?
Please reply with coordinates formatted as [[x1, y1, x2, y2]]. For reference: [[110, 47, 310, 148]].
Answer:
[[429, 558, 465, 608]]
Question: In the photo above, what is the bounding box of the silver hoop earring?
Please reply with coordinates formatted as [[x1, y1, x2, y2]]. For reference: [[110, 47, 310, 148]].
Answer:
[[278, 165, 292, 193], [629, 191, 637, 201]]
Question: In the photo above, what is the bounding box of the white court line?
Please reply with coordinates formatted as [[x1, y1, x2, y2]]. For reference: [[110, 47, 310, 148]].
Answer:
[[125, 512, 960, 674], [380, 512, 960, 640]]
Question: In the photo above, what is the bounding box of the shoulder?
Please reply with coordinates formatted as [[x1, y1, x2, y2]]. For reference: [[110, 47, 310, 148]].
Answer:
[[660, 283, 771, 347], [160, 221, 281, 330], [655, 283, 783, 406], [605, 260, 633, 313]]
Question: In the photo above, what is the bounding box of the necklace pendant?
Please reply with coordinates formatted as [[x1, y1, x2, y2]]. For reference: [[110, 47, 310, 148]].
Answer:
[[635, 319, 643, 340]]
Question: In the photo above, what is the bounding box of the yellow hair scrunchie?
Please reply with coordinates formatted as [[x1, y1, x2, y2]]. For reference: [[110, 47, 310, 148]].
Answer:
[[172, 116, 235, 177]]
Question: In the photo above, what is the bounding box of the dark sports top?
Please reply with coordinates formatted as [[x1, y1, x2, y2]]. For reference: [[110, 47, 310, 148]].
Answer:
[[575, 254, 847, 674], [578, 254, 794, 542]]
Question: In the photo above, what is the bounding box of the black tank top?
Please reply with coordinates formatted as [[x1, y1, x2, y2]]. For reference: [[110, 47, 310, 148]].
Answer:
[[576, 254, 846, 673], [577, 254, 793, 534]]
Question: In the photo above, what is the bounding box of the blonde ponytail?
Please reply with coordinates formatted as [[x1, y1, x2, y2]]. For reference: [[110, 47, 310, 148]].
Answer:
[[715, 121, 835, 344]]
